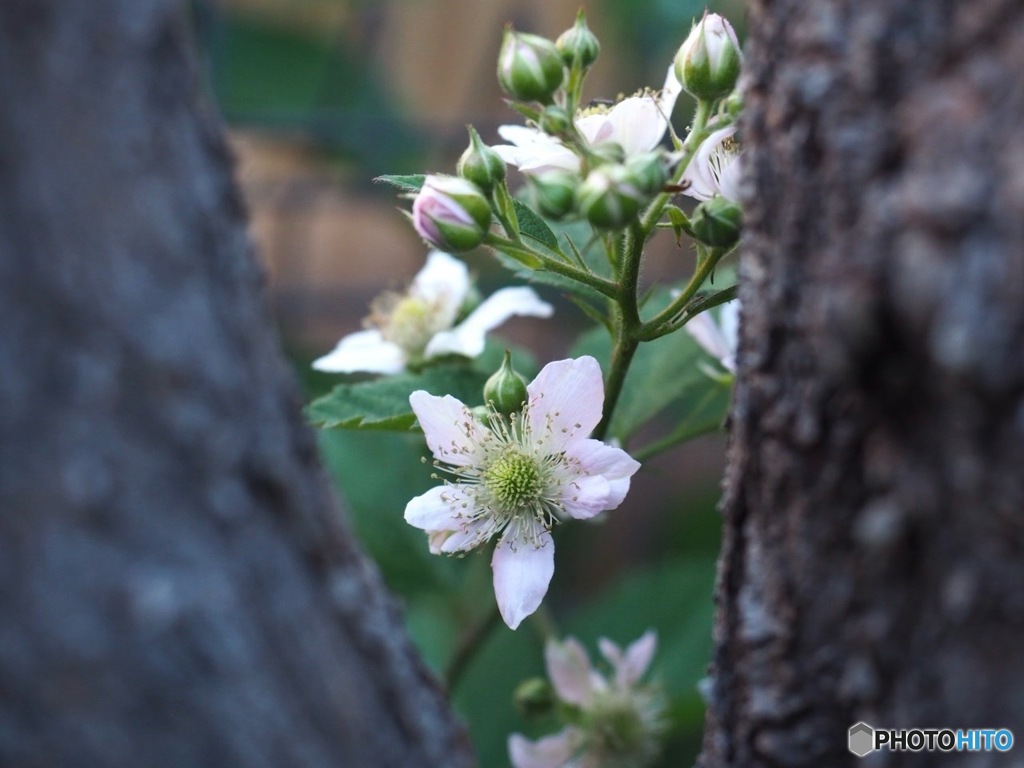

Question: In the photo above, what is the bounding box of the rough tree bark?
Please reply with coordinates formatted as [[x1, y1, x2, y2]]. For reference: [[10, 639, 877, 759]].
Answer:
[[702, 1, 1024, 766], [0, 2, 472, 766]]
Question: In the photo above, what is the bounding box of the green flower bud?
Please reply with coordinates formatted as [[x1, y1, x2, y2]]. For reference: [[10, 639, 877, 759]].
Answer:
[[674, 13, 742, 102], [555, 10, 600, 69], [484, 350, 529, 416], [724, 88, 744, 120], [589, 142, 626, 167], [576, 164, 644, 229], [457, 126, 506, 193], [689, 195, 742, 248], [529, 169, 579, 219], [513, 677, 556, 720], [624, 151, 668, 196], [412, 175, 492, 252], [538, 104, 573, 136], [497, 28, 565, 104]]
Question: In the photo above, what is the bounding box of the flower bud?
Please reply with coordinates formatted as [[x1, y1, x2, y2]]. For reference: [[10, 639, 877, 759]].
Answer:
[[589, 142, 626, 167], [724, 88, 744, 120], [497, 28, 565, 104], [538, 104, 573, 136], [689, 195, 742, 248], [576, 164, 645, 229], [555, 10, 600, 69], [513, 677, 556, 720], [457, 126, 506, 193], [484, 350, 529, 416], [624, 151, 668, 196], [529, 169, 579, 219], [674, 13, 742, 101], [412, 175, 492, 252]]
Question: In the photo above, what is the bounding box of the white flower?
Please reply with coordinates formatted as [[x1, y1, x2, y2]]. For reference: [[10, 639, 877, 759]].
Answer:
[[312, 251, 552, 374], [492, 65, 683, 175], [685, 298, 739, 376], [509, 631, 666, 768], [681, 124, 742, 203], [405, 356, 640, 629]]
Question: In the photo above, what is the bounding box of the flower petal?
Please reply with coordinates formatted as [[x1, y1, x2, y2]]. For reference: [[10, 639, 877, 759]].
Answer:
[[562, 438, 641, 510], [493, 125, 580, 174], [425, 286, 553, 359], [311, 329, 406, 374], [545, 637, 598, 706], [557, 473, 611, 520], [409, 390, 487, 466], [492, 527, 554, 630], [681, 124, 737, 202], [404, 485, 461, 532], [616, 629, 658, 688], [411, 250, 470, 311], [527, 356, 604, 452], [508, 730, 581, 768]]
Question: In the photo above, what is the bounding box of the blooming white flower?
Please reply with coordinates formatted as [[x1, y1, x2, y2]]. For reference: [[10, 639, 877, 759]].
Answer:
[[492, 65, 683, 175], [509, 631, 666, 768], [681, 124, 742, 203], [685, 298, 739, 376], [312, 251, 552, 374], [405, 356, 640, 629]]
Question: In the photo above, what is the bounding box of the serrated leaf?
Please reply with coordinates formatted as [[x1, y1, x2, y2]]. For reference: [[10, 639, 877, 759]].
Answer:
[[375, 173, 426, 193], [512, 198, 559, 251], [307, 365, 489, 431]]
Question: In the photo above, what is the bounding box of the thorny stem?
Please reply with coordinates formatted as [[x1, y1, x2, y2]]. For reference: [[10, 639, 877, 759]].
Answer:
[[485, 234, 619, 300]]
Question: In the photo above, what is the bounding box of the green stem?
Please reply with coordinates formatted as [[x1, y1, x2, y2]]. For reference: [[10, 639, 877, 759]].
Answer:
[[639, 246, 727, 341], [445, 603, 503, 694], [631, 384, 728, 462], [486, 233, 619, 300]]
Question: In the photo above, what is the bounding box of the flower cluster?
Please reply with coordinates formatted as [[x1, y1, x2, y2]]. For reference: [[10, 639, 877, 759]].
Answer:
[[406, 356, 640, 629], [509, 631, 667, 768]]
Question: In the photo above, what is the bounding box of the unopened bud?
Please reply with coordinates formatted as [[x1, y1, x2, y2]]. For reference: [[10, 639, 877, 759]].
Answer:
[[589, 142, 626, 167], [497, 28, 565, 104], [529, 169, 579, 219], [724, 89, 744, 120], [624, 151, 668, 196], [555, 10, 600, 69], [538, 104, 573, 136], [457, 126, 506, 193], [513, 677, 556, 720], [412, 175, 492, 252], [576, 164, 645, 229], [484, 350, 529, 416], [674, 13, 742, 101], [689, 195, 742, 248]]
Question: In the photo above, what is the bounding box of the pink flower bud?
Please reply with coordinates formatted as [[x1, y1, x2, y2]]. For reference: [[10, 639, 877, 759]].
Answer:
[[674, 13, 742, 101], [411, 175, 492, 252]]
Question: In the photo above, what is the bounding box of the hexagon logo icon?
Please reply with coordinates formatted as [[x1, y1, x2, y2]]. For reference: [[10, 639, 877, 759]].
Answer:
[[849, 722, 875, 757]]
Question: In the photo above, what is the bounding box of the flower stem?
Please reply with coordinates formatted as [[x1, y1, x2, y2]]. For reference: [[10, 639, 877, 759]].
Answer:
[[639, 246, 728, 341], [445, 602, 503, 694], [485, 233, 619, 300]]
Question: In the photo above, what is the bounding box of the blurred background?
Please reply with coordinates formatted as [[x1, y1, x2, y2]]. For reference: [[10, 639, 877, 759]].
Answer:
[[193, 0, 742, 764]]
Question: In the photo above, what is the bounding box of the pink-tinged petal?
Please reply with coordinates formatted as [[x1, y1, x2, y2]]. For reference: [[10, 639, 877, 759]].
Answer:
[[425, 286, 552, 359], [598, 637, 623, 668], [311, 330, 406, 374], [681, 124, 737, 202], [562, 438, 641, 509], [411, 250, 470, 312], [492, 528, 555, 630], [409, 390, 487, 466], [558, 473, 611, 520], [508, 730, 581, 768], [494, 125, 581, 174], [602, 95, 667, 156], [545, 637, 598, 706], [438, 517, 492, 553], [404, 485, 462, 532], [616, 630, 658, 688], [685, 310, 731, 363], [527, 356, 604, 451]]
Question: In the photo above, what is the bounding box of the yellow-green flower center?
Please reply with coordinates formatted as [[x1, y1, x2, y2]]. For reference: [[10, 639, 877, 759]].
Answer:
[[484, 450, 542, 511]]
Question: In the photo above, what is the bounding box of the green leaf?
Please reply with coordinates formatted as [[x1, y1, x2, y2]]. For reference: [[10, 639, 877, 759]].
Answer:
[[307, 365, 489, 431], [375, 173, 426, 193], [512, 198, 560, 251]]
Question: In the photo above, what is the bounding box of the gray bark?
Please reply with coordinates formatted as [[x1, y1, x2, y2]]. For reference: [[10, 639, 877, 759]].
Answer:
[[701, 1, 1024, 766], [0, 2, 471, 766]]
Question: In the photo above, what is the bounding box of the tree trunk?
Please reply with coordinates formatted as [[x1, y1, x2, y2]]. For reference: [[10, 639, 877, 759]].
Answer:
[[0, 2, 471, 766], [701, 1, 1024, 765]]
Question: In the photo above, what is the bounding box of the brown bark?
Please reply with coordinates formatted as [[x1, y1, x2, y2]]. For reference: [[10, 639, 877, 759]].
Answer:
[[701, 1, 1024, 766], [0, 2, 471, 766]]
